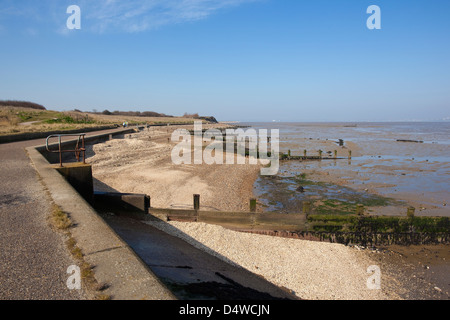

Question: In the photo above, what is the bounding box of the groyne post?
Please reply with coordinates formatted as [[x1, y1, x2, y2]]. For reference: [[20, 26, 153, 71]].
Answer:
[[250, 198, 257, 212], [407, 206, 415, 218], [302, 201, 311, 214], [356, 204, 365, 215], [194, 194, 200, 211]]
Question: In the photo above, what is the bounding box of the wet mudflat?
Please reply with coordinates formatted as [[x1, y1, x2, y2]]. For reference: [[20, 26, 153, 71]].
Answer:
[[365, 244, 450, 300], [254, 171, 396, 214]]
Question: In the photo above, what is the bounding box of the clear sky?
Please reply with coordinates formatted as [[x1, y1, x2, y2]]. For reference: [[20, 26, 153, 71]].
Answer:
[[0, 0, 449, 122]]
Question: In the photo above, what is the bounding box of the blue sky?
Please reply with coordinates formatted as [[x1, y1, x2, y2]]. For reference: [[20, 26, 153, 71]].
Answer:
[[0, 0, 449, 122]]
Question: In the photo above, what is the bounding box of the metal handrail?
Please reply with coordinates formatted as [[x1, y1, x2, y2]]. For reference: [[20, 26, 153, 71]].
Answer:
[[46, 134, 86, 167]]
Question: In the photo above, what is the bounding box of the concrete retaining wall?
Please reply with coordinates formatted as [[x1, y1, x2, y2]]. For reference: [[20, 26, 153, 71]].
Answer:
[[0, 125, 120, 144], [148, 208, 307, 231]]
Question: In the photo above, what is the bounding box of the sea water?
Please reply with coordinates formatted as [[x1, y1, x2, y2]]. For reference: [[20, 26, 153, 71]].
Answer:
[[241, 122, 450, 216]]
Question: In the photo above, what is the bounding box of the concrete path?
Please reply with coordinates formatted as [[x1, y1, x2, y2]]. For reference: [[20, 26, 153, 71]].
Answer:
[[0, 127, 133, 299], [0, 138, 87, 299]]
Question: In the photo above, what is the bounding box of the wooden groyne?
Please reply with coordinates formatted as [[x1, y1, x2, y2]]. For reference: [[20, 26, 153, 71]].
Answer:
[[90, 193, 450, 247], [235, 230, 449, 246]]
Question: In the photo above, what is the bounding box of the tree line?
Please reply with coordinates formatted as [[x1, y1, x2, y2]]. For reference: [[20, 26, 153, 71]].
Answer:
[[0, 100, 46, 110]]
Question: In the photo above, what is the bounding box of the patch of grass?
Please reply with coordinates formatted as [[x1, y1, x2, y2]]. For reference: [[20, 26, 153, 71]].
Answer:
[[66, 237, 83, 260], [48, 203, 111, 300], [293, 173, 329, 187], [359, 196, 393, 207], [314, 199, 358, 215], [50, 204, 72, 230], [45, 114, 95, 124], [17, 110, 61, 122]]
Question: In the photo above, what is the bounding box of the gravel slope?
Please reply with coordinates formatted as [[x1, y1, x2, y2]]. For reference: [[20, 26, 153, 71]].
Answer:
[[145, 220, 401, 300]]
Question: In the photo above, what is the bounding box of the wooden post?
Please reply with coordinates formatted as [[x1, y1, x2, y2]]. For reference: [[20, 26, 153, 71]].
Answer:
[[303, 150, 307, 158], [302, 201, 310, 214], [407, 206, 415, 218], [193, 194, 200, 210], [250, 198, 257, 212], [318, 150, 323, 159], [356, 204, 364, 215], [348, 150, 352, 159], [288, 149, 291, 157], [334, 150, 337, 158]]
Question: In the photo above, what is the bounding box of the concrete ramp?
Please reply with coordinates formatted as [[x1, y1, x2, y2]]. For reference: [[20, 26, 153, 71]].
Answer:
[[103, 215, 297, 300]]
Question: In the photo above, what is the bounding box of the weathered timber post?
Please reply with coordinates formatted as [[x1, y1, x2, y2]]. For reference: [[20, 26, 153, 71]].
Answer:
[[193, 194, 200, 211], [407, 206, 415, 218], [302, 201, 311, 214], [348, 150, 352, 159], [250, 198, 257, 212], [356, 204, 365, 215], [334, 150, 337, 158]]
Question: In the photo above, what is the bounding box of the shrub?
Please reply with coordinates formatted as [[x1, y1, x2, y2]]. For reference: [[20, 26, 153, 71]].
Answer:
[[0, 100, 46, 110]]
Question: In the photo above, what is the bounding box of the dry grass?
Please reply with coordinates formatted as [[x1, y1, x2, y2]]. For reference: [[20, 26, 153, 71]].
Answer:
[[49, 203, 111, 300], [0, 106, 199, 136], [88, 112, 196, 125], [50, 204, 73, 230]]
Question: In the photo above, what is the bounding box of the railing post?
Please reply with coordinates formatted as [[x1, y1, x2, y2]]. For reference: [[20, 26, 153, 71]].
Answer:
[[82, 135, 85, 164], [58, 136, 62, 167]]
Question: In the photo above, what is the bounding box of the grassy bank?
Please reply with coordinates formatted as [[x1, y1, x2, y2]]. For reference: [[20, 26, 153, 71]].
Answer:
[[0, 106, 200, 136]]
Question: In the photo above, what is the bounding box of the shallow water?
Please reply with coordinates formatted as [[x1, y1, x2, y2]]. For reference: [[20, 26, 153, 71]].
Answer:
[[242, 122, 450, 216]]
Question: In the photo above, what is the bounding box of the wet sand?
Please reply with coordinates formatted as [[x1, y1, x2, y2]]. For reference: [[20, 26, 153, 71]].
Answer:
[[365, 244, 449, 299]]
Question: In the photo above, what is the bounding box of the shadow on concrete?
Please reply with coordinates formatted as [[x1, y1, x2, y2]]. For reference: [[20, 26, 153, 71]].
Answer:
[[94, 206, 299, 300], [93, 177, 121, 193]]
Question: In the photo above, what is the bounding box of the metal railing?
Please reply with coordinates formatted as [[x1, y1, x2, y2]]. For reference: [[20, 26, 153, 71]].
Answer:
[[46, 134, 86, 167]]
